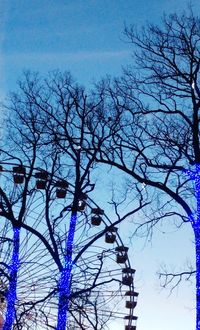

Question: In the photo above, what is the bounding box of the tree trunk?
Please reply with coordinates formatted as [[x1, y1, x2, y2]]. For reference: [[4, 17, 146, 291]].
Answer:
[[3, 227, 20, 330], [56, 267, 73, 330], [193, 164, 200, 330], [194, 227, 200, 330], [56, 212, 77, 330]]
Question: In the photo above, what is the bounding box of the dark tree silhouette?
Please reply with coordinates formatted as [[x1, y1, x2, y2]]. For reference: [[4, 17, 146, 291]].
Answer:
[[87, 9, 200, 330], [0, 71, 144, 329]]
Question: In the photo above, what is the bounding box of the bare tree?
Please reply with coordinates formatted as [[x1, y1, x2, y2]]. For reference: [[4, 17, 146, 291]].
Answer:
[[86, 8, 200, 330], [0, 71, 145, 329]]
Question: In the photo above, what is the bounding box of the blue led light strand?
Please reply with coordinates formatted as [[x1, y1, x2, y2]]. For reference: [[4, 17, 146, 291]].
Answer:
[[56, 212, 77, 330], [3, 227, 20, 330], [185, 164, 200, 330], [193, 165, 200, 330]]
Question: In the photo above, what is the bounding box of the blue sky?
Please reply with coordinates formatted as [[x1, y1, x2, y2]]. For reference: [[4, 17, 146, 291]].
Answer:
[[1, 1, 200, 330], [1, 0, 200, 91]]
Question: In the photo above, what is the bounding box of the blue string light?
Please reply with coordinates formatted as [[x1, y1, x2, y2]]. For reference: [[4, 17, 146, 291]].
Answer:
[[3, 227, 20, 330], [185, 164, 200, 330], [56, 212, 77, 330]]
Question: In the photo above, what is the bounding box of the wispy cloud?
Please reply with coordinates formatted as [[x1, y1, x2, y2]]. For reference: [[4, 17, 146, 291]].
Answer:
[[5, 49, 130, 63]]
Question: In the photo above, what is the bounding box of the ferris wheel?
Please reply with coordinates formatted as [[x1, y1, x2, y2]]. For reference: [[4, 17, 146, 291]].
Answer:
[[0, 162, 138, 330]]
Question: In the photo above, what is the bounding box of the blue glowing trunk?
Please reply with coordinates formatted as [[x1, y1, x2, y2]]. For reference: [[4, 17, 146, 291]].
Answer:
[[3, 227, 20, 330], [56, 212, 77, 330], [194, 228, 200, 330], [192, 164, 200, 330]]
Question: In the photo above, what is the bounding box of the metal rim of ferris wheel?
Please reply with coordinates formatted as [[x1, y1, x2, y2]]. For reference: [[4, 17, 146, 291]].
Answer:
[[0, 162, 138, 330]]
